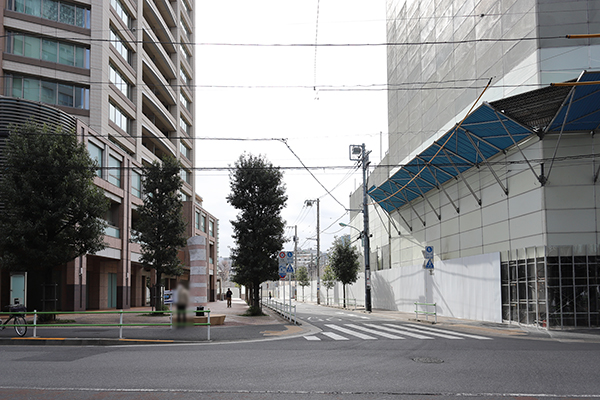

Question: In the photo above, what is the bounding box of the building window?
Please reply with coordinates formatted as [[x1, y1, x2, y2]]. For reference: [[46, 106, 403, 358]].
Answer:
[[110, 26, 132, 65], [181, 0, 191, 17], [180, 142, 190, 159], [209, 220, 214, 237], [201, 215, 206, 233], [87, 141, 103, 177], [110, 63, 132, 99], [195, 210, 200, 229], [180, 191, 189, 201], [5, 74, 89, 109], [180, 43, 190, 64], [180, 168, 191, 184], [179, 115, 191, 136], [179, 66, 190, 87], [131, 170, 141, 198], [109, 101, 131, 133], [7, 0, 91, 28], [8, 31, 95, 68], [110, 0, 132, 29], [180, 17, 190, 39], [179, 90, 190, 111], [108, 155, 121, 187]]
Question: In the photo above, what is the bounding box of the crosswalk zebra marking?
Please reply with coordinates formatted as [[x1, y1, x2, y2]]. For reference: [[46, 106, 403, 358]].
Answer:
[[405, 324, 493, 340], [304, 336, 321, 341], [322, 331, 348, 341], [388, 324, 463, 339], [325, 324, 377, 340], [374, 324, 434, 339], [344, 324, 405, 339]]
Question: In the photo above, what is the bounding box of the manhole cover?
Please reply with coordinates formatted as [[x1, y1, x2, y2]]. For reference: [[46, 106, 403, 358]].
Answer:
[[412, 357, 444, 364]]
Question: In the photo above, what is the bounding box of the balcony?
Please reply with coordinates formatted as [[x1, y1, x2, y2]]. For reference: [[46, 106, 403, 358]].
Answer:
[[142, 22, 176, 81], [143, 0, 176, 54]]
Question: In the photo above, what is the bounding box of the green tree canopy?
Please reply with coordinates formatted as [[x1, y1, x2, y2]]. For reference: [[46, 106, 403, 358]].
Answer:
[[321, 264, 337, 304], [329, 236, 360, 308], [227, 153, 287, 314], [0, 122, 108, 279], [295, 266, 310, 301], [135, 156, 187, 288]]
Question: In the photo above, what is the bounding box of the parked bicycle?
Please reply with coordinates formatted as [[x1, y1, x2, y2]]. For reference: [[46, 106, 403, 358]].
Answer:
[[1, 304, 27, 336]]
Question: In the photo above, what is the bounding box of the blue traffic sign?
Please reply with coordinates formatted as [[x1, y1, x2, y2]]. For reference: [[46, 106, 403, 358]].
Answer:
[[286, 264, 294, 273], [425, 259, 434, 269], [278, 264, 286, 278]]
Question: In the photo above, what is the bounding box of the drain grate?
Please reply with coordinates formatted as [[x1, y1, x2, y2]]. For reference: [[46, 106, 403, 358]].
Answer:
[[412, 357, 444, 364]]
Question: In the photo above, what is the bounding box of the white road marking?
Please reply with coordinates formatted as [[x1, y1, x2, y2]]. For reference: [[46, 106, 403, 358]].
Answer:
[[325, 324, 377, 340], [304, 336, 321, 341], [322, 331, 349, 341], [344, 324, 405, 339], [378, 324, 434, 339], [405, 324, 492, 340], [389, 325, 463, 339]]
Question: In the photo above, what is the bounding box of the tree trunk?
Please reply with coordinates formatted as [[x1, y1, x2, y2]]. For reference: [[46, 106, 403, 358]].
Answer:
[[252, 281, 260, 310], [343, 285, 346, 309]]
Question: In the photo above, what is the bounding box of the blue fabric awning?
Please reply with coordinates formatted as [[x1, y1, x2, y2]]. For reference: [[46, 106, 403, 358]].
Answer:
[[368, 70, 600, 213]]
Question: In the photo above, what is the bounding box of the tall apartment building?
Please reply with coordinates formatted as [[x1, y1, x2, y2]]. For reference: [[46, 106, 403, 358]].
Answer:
[[347, 0, 600, 328], [0, 0, 220, 311]]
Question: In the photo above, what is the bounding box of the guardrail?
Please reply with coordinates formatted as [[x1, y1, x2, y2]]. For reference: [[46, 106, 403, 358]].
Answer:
[[414, 302, 437, 323], [2, 309, 212, 340], [325, 297, 357, 310], [261, 298, 297, 324]]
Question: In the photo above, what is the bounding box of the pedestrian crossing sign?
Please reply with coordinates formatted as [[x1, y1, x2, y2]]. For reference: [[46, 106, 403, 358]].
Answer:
[[425, 259, 434, 269]]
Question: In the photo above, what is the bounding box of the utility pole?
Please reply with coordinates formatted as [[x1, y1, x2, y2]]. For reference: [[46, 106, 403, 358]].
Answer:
[[316, 198, 320, 305], [305, 199, 320, 305], [361, 144, 372, 312], [294, 225, 298, 301], [349, 144, 372, 313]]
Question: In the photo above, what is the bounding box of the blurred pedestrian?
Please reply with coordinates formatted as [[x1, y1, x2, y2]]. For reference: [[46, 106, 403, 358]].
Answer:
[[176, 283, 189, 326], [226, 288, 232, 308]]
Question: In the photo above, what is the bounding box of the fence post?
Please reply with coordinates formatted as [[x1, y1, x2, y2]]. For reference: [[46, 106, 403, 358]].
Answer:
[[207, 311, 211, 341], [119, 310, 124, 339], [33, 310, 37, 338]]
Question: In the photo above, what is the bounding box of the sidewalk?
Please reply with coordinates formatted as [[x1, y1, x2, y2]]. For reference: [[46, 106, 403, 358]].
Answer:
[[0, 298, 310, 346]]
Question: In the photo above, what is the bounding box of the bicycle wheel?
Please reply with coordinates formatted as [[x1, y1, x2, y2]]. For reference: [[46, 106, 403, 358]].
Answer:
[[14, 316, 27, 337]]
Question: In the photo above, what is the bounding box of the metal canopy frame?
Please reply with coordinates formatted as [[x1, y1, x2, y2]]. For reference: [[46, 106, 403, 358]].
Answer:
[[368, 70, 600, 214]]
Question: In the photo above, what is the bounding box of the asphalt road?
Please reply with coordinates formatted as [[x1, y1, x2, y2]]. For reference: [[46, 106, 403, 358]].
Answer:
[[1, 303, 599, 400]]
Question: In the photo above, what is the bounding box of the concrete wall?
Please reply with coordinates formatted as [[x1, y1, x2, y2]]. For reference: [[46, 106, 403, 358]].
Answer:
[[278, 252, 502, 323]]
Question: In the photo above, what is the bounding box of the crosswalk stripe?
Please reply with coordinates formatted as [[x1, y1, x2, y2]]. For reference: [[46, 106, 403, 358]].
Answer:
[[322, 331, 349, 341], [375, 324, 434, 339], [405, 324, 492, 340], [344, 324, 405, 339], [388, 325, 463, 339], [304, 336, 321, 341], [325, 324, 377, 340]]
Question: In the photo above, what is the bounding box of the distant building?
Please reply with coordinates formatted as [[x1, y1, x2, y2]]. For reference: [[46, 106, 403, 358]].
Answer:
[[0, 0, 220, 311]]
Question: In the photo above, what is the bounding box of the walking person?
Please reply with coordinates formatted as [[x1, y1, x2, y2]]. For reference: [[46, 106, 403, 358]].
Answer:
[[226, 288, 233, 308], [175, 283, 189, 326]]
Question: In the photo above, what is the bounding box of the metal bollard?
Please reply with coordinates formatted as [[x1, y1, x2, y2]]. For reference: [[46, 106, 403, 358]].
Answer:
[[33, 310, 37, 338]]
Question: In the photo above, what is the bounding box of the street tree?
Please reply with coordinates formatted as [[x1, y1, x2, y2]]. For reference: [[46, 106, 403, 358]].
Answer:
[[135, 156, 187, 309], [0, 122, 108, 311], [329, 236, 360, 308], [295, 266, 310, 301], [321, 265, 337, 305], [227, 153, 287, 315]]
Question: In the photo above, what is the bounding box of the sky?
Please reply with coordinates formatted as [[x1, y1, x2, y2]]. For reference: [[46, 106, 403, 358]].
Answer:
[[195, 1, 388, 258]]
